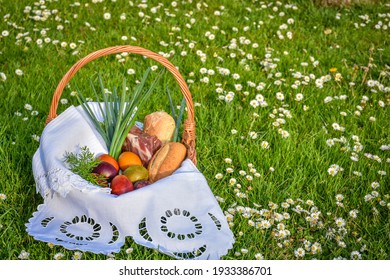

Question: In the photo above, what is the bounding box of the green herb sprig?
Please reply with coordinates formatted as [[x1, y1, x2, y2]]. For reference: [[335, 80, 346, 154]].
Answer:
[[63, 146, 105, 185]]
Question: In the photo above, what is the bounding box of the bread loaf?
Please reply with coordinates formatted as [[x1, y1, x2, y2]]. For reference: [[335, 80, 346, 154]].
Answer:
[[147, 142, 187, 183], [143, 111, 176, 143]]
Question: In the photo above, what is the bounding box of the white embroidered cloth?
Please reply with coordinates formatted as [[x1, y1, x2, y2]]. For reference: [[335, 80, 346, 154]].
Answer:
[[27, 104, 234, 259]]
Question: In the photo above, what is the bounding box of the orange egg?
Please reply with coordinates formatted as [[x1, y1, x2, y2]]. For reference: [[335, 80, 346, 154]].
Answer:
[[118, 151, 142, 171]]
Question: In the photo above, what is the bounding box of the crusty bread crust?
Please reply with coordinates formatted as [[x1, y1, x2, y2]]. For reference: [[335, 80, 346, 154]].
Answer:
[[148, 142, 187, 182], [143, 111, 176, 143]]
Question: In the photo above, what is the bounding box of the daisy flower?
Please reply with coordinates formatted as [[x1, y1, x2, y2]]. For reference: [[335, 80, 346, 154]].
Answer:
[[249, 131, 258, 139], [54, 252, 65, 260], [276, 92, 284, 101], [371, 182, 380, 189], [226, 167, 234, 173], [232, 73, 240, 80], [311, 242, 322, 254], [280, 130, 290, 138], [250, 100, 259, 108], [225, 214, 234, 222], [72, 251, 83, 260], [351, 251, 362, 260], [32, 134, 40, 142], [260, 141, 271, 150], [229, 178, 237, 186], [366, 80, 375, 87], [332, 123, 341, 131], [261, 220, 271, 229], [255, 253, 264, 260], [324, 96, 333, 103], [225, 92, 234, 102], [104, 12, 111, 20], [349, 210, 358, 219], [335, 217, 346, 228], [294, 247, 305, 258], [241, 248, 249, 254], [295, 93, 303, 101], [326, 139, 335, 147], [199, 67, 207, 74], [327, 164, 341, 176], [18, 250, 30, 260], [207, 69, 215, 75]]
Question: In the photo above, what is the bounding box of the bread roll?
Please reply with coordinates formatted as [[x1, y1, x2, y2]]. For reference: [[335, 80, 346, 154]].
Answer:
[[143, 111, 176, 143], [148, 142, 187, 182]]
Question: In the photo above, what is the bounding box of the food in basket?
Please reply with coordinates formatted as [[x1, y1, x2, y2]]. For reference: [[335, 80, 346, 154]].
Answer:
[[121, 125, 162, 167], [66, 69, 190, 192], [123, 165, 149, 183], [148, 142, 187, 183], [134, 180, 151, 189], [143, 111, 176, 144], [92, 161, 118, 181], [118, 151, 143, 171], [98, 154, 119, 172], [110, 174, 134, 195]]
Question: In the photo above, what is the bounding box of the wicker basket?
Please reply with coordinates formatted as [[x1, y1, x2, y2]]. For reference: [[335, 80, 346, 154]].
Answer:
[[27, 46, 234, 259]]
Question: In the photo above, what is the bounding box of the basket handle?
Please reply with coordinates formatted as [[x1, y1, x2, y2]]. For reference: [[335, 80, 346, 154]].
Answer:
[[46, 45, 196, 165]]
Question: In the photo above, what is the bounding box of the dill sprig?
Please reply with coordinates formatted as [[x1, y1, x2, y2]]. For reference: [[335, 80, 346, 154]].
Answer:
[[63, 146, 105, 186]]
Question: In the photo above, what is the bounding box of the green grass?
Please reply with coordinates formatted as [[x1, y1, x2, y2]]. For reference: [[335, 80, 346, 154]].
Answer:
[[0, 0, 389, 260]]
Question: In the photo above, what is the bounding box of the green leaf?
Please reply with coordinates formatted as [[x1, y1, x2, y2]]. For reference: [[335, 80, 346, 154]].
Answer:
[[173, 97, 186, 142], [166, 85, 177, 121]]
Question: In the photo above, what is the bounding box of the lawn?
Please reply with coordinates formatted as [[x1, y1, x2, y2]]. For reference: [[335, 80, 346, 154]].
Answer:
[[0, 0, 389, 260]]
